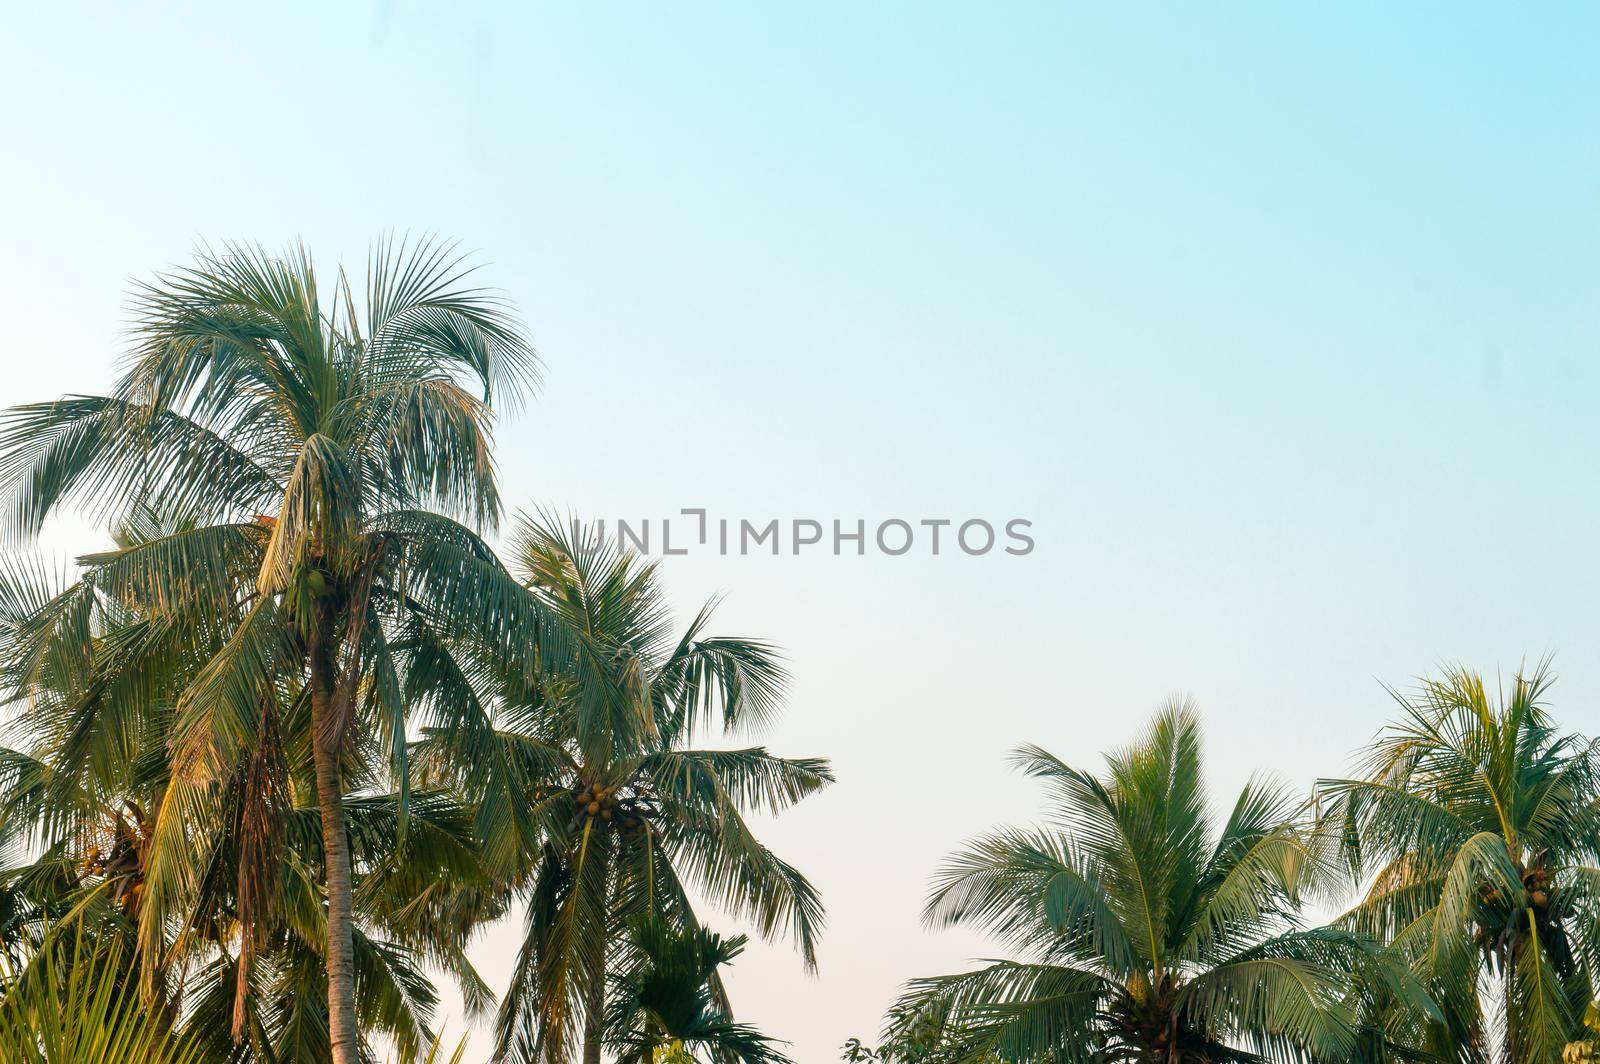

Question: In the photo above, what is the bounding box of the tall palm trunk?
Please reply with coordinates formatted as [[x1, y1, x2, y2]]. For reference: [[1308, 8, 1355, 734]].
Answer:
[[310, 621, 360, 1064]]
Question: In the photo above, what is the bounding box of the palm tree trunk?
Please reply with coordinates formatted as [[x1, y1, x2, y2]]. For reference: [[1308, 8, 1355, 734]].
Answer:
[[582, 834, 614, 1064], [310, 627, 360, 1064], [582, 966, 605, 1064]]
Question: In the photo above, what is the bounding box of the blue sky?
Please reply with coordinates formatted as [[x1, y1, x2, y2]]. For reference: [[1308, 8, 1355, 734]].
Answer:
[[3, 3, 1599, 1059]]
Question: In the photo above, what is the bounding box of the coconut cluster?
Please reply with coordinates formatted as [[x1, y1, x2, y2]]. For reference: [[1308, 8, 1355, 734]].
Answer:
[[572, 782, 647, 833], [1524, 864, 1552, 910], [82, 807, 151, 914], [1472, 860, 1557, 952]]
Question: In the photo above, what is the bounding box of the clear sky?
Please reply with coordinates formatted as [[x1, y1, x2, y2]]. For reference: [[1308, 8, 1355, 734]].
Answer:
[[3, 3, 1599, 1060]]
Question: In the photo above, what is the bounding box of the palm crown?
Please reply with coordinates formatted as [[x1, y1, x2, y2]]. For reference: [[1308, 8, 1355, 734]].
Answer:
[[888, 701, 1420, 1063], [1318, 663, 1600, 1064], [411, 518, 831, 1064], [603, 920, 794, 1064]]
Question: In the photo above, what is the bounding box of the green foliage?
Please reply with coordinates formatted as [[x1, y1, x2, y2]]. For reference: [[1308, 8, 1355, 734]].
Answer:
[[1318, 662, 1600, 1063], [0, 926, 204, 1063], [604, 919, 793, 1063], [885, 700, 1430, 1063], [412, 517, 830, 1064], [1565, 1002, 1600, 1064], [0, 240, 538, 1061], [0, 528, 500, 1062]]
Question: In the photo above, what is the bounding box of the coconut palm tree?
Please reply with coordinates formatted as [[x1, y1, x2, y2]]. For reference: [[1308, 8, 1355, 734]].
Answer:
[[603, 919, 793, 1064], [885, 701, 1428, 1063], [0, 542, 496, 1061], [1317, 662, 1600, 1064], [410, 518, 830, 1064], [0, 241, 539, 1064]]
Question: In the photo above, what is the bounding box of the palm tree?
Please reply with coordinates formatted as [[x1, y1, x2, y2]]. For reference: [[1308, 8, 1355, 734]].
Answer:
[[0, 241, 539, 1064], [1317, 662, 1600, 1064], [886, 701, 1426, 1063], [603, 919, 793, 1064], [0, 541, 496, 1061], [411, 518, 830, 1064]]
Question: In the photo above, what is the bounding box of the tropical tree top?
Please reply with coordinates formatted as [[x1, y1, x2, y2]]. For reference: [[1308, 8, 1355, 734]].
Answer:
[[929, 703, 1320, 982], [1319, 662, 1600, 882], [887, 700, 1424, 1063], [604, 919, 794, 1064], [1317, 662, 1600, 1064], [0, 237, 535, 544], [408, 518, 830, 1064]]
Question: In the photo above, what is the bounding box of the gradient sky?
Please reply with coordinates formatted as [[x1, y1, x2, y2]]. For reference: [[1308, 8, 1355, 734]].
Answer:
[[4, 3, 1600, 1059]]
